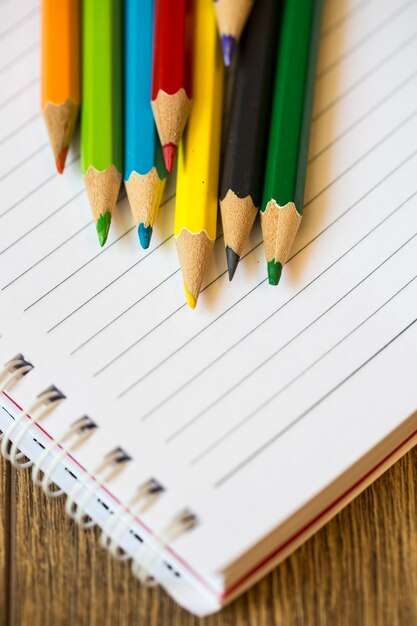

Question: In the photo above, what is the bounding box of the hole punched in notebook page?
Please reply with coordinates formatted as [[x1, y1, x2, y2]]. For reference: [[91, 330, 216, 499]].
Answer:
[[1, 0, 417, 605]]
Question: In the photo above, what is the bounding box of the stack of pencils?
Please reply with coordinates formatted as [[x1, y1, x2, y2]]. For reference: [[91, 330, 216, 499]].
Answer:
[[41, 0, 323, 308]]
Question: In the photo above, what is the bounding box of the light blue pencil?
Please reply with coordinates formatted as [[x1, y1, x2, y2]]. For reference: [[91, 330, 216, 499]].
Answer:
[[125, 0, 167, 249]]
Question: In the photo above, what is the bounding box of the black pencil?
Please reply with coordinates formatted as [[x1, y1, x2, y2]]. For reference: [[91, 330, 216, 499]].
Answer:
[[219, 0, 281, 280]]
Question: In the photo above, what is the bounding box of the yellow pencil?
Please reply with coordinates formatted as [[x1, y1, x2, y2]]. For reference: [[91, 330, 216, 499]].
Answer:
[[174, 0, 224, 309]]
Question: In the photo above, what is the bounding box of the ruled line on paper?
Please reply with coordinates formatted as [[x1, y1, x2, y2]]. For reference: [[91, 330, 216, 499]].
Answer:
[[0, 155, 80, 220], [23, 223, 135, 312], [316, 0, 416, 81], [0, 188, 85, 257], [70, 267, 182, 355], [305, 107, 417, 206], [116, 251, 264, 394], [308, 67, 417, 164], [194, 273, 417, 468], [297, 148, 417, 255], [1, 220, 93, 291], [46, 231, 175, 335], [320, 0, 372, 39], [317, 0, 416, 80], [21, 190, 174, 316], [22, 190, 173, 312], [0, 112, 41, 146], [94, 237, 244, 379], [0, 75, 39, 110], [0, 6, 39, 39], [214, 316, 417, 488], [0, 40, 39, 75], [162, 194, 417, 439], [96, 301, 188, 377], [186, 231, 417, 459], [313, 28, 417, 121], [118, 266, 258, 398], [0, 141, 48, 182]]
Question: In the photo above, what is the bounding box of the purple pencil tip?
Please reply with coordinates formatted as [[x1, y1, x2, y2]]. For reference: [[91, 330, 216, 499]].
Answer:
[[221, 35, 236, 67]]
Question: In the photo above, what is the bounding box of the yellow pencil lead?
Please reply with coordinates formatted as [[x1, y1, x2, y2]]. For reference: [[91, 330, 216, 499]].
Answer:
[[184, 284, 197, 309]]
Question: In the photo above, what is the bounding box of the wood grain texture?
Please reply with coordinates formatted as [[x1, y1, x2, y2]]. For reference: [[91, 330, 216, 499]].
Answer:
[[0, 456, 10, 626], [3, 447, 417, 626]]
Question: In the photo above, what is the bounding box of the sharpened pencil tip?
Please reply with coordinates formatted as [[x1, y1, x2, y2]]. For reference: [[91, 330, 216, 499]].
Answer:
[[162, 143, 178, 173], [55, 147, 68, 174], [221, 35, 236, 67], [96, 211, 112, 247], [267, 260, 282, 286], [138, 223, 152, 249], [184, 284, 197, 309], [226, 246, 239, 281]]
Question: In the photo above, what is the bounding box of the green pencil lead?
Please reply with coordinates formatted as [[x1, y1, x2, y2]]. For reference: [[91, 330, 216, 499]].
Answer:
[[96, 211, 112, 247], [267, 260, 282, 286]]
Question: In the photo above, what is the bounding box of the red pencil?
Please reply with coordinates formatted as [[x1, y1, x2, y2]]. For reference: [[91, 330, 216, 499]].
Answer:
[[151, 0, 193, 173]]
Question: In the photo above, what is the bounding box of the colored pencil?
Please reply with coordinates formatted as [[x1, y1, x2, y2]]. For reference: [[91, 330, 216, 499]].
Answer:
[[214, 0, 254, 67], [41, 0, 80, 174], [125, 0, 167, 250], [219, 0, 280, 281], [261, 0, 323, 285], [151, 0, 193, 173], [175, 0, 223, 309], [81, 0, 123, 247]]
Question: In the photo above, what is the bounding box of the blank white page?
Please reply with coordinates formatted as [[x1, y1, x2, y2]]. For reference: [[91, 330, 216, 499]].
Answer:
[[1, 0, 417, 597]]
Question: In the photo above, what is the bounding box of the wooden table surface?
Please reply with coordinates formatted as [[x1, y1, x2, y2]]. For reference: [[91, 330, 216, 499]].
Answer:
[[0, 448, 416, 626]]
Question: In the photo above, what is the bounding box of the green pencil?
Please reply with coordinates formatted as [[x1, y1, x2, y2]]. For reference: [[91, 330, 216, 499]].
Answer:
[[260, 0, 323, 285], [81, 0, 123, 247]]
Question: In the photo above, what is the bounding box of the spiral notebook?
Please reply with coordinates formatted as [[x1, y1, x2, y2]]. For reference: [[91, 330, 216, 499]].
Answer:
[[1, 0, 417, 616]]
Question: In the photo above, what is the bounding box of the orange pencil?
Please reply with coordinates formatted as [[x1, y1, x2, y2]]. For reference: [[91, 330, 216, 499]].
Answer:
[[41, 0, 80, 174]]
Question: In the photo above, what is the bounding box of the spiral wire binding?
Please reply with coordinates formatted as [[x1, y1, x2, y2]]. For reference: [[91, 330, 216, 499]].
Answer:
[[132, 509, 198, 585], [100, 478, 165, 560], [65, 446, 132, 529], [1, 385, 65, 468], [0, 354, 199, 589], [0, 354, 33, 396], [32, 415, 97, 497], [0, 355, 34, 465]]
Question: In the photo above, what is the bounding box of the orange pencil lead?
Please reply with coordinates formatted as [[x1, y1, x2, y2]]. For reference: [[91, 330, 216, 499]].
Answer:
[[55, 147, 69, 174]]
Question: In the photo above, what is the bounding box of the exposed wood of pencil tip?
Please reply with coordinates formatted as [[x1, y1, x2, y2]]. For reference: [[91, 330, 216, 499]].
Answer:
[[151, 88, 192, 147], [214, 0, 254, 38], [84, 165, 122, 223], [220, 189, 258, 257], [261, 200, 302, 264], [125, 168, 166, 228], [175, 228, 214, 303], [42, 99, 79, 160]]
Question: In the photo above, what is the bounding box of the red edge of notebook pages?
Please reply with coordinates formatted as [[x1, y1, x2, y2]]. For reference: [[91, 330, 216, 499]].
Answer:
[[151, 0, 193, 99], [221, 427, 417, 599], [3, 389, 416, 604]]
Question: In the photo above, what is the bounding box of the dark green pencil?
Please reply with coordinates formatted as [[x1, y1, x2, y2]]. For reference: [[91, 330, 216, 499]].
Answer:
[[260, 0, 323, 286]]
